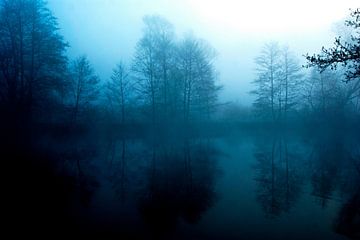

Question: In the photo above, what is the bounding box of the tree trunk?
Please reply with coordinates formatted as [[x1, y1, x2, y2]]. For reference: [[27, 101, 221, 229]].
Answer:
[[270, 62, 275, 121], [120, 76, 125, 124]]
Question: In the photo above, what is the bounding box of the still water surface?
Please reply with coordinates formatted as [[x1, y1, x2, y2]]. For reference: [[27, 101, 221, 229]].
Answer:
[[47, 131, 359, 239]]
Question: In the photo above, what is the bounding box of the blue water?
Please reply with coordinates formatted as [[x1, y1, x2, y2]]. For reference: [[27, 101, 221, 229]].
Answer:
[[44, 131, 359, 239]]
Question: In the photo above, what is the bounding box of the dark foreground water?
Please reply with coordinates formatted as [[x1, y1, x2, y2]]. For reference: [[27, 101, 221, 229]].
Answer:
[[6, 129, 360, 239]]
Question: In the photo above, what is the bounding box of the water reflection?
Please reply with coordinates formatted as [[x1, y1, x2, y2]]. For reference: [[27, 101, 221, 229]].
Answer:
[[61, 137, 100, 207], [335, 186, 360, 239], [7, 131, 359, 238], [309, 135, 345, 208], [84, 136, 220, 238], [137, 138, 218, 238], [330, 137, 360, 239], [253, 134, 303, 217], [107, 138, 128, 202], [252, 132, 360, 238]]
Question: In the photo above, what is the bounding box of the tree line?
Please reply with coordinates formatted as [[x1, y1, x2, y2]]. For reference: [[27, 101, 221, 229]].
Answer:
[[250, 9, 360, 124], [1, 0, 359, 130], [111, 16, 221, 124], [0, 0, 220, 128]]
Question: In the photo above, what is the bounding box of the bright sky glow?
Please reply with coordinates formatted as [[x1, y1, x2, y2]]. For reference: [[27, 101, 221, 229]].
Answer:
[[48, 0, 360, 104], [187, 0, 359, 33]]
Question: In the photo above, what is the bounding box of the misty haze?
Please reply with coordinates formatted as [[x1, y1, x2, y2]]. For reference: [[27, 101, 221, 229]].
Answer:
[[1, 0, 359, 239]]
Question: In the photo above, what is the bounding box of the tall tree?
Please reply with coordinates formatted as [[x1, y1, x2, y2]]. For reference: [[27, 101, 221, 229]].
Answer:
[[149, 16, 176, 118], [177, 35, 220, 121], [252, 43, 302, 121], [0, 0, 68, 121], [280, 46, 303, 120], [132, 15, 175, 123], [190, 38, 220, 120], [69, 56, 100, 123], [251, 42, 281, 121], [177, 35, 200, 122], [107, 62, 132, 124], [132, 16, 220, 123]]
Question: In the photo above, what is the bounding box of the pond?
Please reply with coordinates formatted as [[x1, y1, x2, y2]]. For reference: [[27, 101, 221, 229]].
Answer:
[[12, 130, 360, 239]]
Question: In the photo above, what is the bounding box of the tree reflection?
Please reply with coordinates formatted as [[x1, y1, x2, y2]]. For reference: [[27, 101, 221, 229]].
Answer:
[[57, 137, 100, 209], [138, 138, 219, 238], [107, 138, 128, 202], [333, 140, 360, 239], [253, 135, 303, 218], [2, 132, 101, 235], [334, 186, 360, 239], [309, 135, 345, 208]]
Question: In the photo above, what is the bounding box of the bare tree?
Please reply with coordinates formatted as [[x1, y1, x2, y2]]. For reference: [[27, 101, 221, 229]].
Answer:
[[177, 34, 220, 122], [304, 9, 360, 119], [149, 16, 176, 118], [302, 67, 359, 120], [132, 16, 220, 124], [69, 56, 100, 123], [251, 42, 281, 121], [132, 15, 175, 123], [280, 46, 303, 121], [0, 0, 67, 121], [305, 9, 360, 82], [192, 40, 220, 120], [252, 43, 302, 122], [107, 61, 132, 124], [177, 35, 199, 122]]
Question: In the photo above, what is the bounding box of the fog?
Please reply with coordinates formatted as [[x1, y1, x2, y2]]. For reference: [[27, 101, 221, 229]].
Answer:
[[2, 0, 360, 238], [48, 0, 358, 104]]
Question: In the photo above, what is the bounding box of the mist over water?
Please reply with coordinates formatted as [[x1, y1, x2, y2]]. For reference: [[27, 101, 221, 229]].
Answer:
[[4, 129, 359, 239], [1, 0, 359, 239]]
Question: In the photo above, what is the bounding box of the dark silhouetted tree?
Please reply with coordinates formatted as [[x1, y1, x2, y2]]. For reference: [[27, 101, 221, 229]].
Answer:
[[305, 9, 360, 82], [280, 46, 303, 120], [304, 9, 360, 120], [251, 42, 281, 120], [252, 43, 302, 121], [69, 56, 100, 123], [107, 61, 133, 124], [132, 15, 175, 123], [302, 69, 343, 117], [177, 34, 220, 122], [0, 0, 68, 122]]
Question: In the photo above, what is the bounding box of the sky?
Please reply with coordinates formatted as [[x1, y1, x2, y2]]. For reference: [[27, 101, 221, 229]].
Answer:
[[47, 0, 359, 105]]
